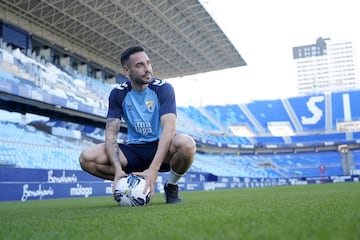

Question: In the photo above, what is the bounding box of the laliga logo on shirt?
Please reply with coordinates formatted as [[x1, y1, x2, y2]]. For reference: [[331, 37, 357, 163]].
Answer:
[[301, 96, 324, 125]]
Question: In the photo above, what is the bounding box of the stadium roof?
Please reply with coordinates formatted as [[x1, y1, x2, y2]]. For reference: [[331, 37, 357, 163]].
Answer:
[[0, 0, 246, 80]]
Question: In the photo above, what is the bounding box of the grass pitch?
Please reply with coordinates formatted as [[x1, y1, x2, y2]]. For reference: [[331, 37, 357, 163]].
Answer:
[[0, 182, 359, 240]]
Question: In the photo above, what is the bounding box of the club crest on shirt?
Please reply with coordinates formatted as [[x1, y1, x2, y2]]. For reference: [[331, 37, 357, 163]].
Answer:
[[146, 100, 155, 112]]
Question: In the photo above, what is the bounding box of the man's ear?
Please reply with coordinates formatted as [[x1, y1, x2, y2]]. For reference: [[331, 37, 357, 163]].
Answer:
[[123, 65, 129, 76]]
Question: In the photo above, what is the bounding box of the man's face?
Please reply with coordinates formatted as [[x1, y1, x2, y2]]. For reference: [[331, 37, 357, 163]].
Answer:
[[124, 51, 153, 87]]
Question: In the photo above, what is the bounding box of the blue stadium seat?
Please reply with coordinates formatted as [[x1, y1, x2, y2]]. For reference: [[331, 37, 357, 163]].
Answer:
[[246, 99, 295, 132], [204, 104, 256, 132]]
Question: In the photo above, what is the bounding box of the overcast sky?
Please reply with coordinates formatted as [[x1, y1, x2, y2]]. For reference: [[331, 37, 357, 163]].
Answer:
[[167, 0, 360, 106]]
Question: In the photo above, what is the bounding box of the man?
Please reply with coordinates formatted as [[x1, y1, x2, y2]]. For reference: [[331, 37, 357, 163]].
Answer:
[[79, 45, 196, 204]]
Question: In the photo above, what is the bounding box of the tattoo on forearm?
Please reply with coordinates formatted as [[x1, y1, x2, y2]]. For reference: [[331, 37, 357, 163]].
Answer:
[[105, 118, 121, 164]]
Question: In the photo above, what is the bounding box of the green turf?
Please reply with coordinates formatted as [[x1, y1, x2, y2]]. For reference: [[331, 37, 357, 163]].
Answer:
[[1, 182, 359, 240]]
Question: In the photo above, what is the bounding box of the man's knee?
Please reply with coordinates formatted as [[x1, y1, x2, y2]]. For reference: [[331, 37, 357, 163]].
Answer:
[[78, 150, 89, 171], [184, 136, 196, 157], [176, 134, 196, 158]]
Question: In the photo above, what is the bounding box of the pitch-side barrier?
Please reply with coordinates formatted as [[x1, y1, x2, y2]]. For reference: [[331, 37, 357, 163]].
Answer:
[[0, 167, 358, 202]]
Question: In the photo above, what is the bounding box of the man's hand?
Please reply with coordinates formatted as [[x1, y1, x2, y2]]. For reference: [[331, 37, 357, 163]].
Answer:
[[133, 168, 158, 198], [112, 170, 127, 199]]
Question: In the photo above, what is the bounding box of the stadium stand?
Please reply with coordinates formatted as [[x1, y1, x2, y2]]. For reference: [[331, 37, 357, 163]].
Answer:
[[0, 18, 359, 201], [1, 44, 360, 177], [0, 120, 90, 170], [204, 104, 257, 132], [353, 150, 360, 170]]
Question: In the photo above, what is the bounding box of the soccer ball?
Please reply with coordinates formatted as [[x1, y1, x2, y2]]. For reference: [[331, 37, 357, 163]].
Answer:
[[114, 174, 150, 207]]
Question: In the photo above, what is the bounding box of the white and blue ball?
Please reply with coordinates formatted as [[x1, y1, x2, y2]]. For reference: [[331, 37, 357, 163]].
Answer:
[[114, 174, 150, 207]]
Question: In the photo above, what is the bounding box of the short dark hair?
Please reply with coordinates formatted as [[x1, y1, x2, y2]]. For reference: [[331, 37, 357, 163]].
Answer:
[[120, 45, 145, 66]]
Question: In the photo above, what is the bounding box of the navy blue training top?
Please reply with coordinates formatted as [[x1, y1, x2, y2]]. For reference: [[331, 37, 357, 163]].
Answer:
[[107, 78, 176, 144]]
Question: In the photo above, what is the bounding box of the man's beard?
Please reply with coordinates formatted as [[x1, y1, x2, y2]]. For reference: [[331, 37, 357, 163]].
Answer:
[[133, 72, 152, 85]]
